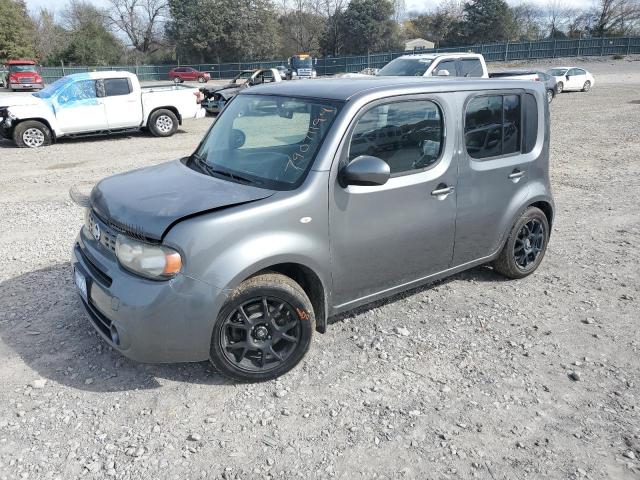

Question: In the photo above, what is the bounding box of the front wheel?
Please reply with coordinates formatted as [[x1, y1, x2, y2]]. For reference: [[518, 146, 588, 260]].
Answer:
[[13, 120, 52, 148], [582, 81, 591, 92], [148, 109, 178, 137], [556, 81, 563, 94], [210, 273, 315, 382], [172, 77, 182, 84], [493, 207, 549, 279]]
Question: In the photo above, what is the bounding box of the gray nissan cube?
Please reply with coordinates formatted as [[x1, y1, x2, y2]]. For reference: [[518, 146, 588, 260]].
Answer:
[[72, 77, 554, 382]]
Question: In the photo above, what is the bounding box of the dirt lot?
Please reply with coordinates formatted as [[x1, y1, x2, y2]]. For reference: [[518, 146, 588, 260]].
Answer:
[[0, 57, 639, 480]]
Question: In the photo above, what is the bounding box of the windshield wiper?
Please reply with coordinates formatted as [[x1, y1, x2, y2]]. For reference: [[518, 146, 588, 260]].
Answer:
[[190, 153, 260, 186]]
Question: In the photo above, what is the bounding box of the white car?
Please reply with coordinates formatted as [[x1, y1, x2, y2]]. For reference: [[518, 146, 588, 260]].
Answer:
[[377, 53, 489, 78], [0, 71, 206, 148], [546, 67, 595, 94]]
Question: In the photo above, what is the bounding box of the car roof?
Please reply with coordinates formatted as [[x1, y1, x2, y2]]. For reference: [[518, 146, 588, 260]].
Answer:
[[396, 52, 483, 60], [5, 59, 37, 65], [243, 76, 541, 102], [63, 71, 136, 80]]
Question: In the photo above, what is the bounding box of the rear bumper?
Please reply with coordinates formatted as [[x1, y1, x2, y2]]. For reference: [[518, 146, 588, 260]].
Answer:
[[72, 227, 224, 363]]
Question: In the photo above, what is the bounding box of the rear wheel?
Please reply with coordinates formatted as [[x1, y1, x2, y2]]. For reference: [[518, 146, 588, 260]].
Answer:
[[13, 120, 52, 148], [582, 80, 591, 92], [210, 273, 315, 382], [556, 81, 564, 94], [197, 76, 207, 83], [546, 89, 554, 103], [493, 207, 549, 279], [148, 109, 178, 137]]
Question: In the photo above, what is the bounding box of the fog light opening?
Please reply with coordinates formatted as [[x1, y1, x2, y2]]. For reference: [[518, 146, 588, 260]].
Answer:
[[110, 325, 121, 346]]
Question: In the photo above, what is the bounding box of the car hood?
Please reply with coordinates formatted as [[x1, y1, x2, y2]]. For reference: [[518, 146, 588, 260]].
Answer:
[[0, 94, 43, 108], [90, 159, 276, 240]]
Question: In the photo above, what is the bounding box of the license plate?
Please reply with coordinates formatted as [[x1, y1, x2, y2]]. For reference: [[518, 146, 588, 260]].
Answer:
[[74, 268, 88, 302]]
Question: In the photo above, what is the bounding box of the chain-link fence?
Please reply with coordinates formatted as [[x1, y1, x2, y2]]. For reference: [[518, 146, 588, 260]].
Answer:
[[39, 36, 640, 83]]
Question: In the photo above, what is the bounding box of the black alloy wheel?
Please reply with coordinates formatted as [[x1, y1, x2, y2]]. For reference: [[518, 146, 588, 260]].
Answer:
[[220, 296, 301, 373], [493, 206, 549, 279], [210, 272, 315, 382], [513, 218, 545, 270]]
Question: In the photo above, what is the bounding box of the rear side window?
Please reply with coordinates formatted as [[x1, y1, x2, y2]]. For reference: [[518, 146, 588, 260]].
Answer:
[[103, 78, 131, 96], [465, 94, 523, 159], [460, 59, 483, 77], [349, 100, 443, 175]]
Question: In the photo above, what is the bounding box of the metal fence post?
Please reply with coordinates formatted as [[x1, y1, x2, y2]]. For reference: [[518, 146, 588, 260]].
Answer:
[[577, 39, 581, 57], [504, 42, 509, 61], [627, 37, 631, 55], [601, 38, 605, 56], [552, 40, 556, 58]]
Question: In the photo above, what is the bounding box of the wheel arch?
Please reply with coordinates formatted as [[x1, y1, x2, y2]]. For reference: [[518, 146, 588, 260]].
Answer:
[[230, 261, 329, 334], [148, 106, 182, 126], [13, 117, 56, 141]]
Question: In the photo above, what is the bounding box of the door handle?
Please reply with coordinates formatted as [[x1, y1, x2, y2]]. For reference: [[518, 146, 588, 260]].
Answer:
[[431, 185, 454, 197], [508, 170, 526, 180]]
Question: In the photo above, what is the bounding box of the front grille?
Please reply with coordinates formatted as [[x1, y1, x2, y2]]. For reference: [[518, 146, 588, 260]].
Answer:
[[19, 77, 35, 84], [88, 212, 117, 253]]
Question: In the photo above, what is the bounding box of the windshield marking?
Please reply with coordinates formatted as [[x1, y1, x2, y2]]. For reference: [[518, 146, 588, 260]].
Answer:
[[285, 107, 335, 173]]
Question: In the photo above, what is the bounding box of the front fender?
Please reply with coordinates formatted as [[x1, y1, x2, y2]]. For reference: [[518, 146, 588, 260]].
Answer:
[[9, 104, 59, 135]]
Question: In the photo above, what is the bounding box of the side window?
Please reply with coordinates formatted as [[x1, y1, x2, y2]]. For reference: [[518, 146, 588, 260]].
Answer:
[[567, 68, 579, 76], [574, 69, 586, 76], [349, 100, 444, 175], [432, 60, 457, 76], [58, 80, 97, 105], [103, 78, 132, 96], [460, 59, 483, 78], [465, 94, 522, 159]]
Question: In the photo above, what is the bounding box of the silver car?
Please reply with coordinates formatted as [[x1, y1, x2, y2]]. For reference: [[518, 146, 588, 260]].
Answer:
[[72, 77, 554, 382]]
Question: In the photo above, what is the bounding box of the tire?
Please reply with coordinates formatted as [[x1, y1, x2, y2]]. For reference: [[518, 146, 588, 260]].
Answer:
[[546, 89, 554, 104], [13, 120, 52, 148], [148, 109, 178, 137], [493, 207, 549, 280], [556, 81, 563, 94], [582, 81, 591, 92], [210, 272, 315, 382], [197, 76, 207, 83], [172, 77, 180, 84]]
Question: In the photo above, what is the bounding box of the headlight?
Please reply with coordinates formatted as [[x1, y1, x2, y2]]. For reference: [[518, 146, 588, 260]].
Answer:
[[115, 234, 182, 280]]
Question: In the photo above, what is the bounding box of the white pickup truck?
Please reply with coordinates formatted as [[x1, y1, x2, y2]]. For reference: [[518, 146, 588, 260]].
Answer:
[[0, 71, 206, 148], [376, 53, 489, 78]]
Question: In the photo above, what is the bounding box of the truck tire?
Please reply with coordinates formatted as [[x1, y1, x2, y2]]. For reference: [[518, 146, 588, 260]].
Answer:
[[13, 120, 52, 148], [148, 109, 178, 137], [493, 207, 549, 279], [210, 272, 315, 382]]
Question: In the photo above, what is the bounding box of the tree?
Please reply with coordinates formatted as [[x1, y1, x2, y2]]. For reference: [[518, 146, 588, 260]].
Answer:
[[589, 0, 640, 36], [33, 9, 68, 64], [167, 0, 279, 63], [57, 0, 124, 65], [318, 0, 347, 56], [107, 0, 169, 56], [340, 0, 402, 54], [511, 2, 544, 40], [58, 22, 124, 65], [0, 0, 35, 60], [278, 0, 326, 56], [462, 0, 517, 44], [405, 1, 465, 47]]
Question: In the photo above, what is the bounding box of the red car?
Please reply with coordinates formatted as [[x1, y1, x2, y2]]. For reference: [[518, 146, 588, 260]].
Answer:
[[3, 60, 44, 91], [168, 67, 211, 83]]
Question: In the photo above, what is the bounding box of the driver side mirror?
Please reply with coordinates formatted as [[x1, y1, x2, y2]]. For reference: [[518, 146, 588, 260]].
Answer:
[[340, 155, 390, 187], [436, 69, 450, 77]]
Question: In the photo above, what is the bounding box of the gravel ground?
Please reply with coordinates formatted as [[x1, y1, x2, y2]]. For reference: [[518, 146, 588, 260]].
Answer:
[[0, 57, 639, 480]]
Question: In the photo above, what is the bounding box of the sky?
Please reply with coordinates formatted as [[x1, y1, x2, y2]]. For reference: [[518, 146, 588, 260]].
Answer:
[[26, 0, 590, 14]]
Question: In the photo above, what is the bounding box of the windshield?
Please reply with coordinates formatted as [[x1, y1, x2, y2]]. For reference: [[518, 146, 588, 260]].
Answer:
[[9, 65, 36, 73], [33, 76, 72, 99], [191, 94, 341, 190], [548, 68, 567, 76], [377, 58, 433, 76], [292, 58, 313, 68]]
